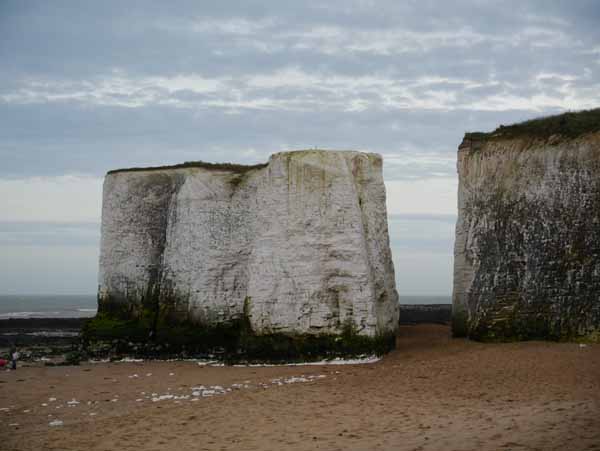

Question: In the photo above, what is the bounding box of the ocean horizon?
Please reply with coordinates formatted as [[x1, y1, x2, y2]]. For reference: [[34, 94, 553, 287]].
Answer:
[[0, 294, 97, 319], [0, 293, 451, 319]]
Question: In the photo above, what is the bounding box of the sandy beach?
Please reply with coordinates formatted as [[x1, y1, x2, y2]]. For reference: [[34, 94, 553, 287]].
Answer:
[[1, 324, 599, 451]]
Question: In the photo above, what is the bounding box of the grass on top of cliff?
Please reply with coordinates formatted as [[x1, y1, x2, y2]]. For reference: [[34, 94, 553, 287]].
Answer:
[[107, 161, 268, 175], [464, 108, 600, 142]]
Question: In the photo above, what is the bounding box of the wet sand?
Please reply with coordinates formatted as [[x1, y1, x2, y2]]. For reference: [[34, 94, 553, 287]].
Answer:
[[1, 324, 599, 451]]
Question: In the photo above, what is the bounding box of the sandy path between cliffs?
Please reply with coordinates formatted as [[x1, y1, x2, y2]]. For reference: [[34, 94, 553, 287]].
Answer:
[[1, 324, 599, 451]]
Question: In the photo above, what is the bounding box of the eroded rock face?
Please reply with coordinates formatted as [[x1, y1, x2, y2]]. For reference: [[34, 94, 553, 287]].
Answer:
[[453, 133, 600, 341], [98, 150, 399, 337]]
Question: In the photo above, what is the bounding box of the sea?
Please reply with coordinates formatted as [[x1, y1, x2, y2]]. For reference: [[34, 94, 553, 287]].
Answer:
[[0, 294, 97, 319], [0, 294, 451, 319], [400, 295, 451, 305]]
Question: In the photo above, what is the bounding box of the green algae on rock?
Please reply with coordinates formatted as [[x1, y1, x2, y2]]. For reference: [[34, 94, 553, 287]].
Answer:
[[82, 311, 396, 362]]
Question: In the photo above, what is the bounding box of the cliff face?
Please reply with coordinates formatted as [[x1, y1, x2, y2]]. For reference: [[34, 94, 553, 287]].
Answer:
[[453, 131, 600, 341], [98, 150, 399, 338]]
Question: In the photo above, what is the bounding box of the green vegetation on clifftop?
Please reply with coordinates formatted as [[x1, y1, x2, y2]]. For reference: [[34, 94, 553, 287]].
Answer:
[[107, 160, 268, 175], [464, 108, 600, 142]]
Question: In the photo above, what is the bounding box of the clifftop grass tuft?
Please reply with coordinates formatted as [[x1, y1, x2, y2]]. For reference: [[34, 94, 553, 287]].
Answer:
[[464, 108, 600, 142], [107, 161, 268, 175], [106, 150, 379, 175]]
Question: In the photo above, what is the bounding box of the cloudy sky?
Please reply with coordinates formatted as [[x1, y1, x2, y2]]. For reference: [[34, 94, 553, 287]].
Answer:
[[1, 1, 599, 297]]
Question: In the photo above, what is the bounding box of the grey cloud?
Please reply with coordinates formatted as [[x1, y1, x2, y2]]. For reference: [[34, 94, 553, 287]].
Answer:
[[0, 99, 580, 178], [2, 1, 599, 81], [388, 216, 455, 253], [1, 0, 599, 295]]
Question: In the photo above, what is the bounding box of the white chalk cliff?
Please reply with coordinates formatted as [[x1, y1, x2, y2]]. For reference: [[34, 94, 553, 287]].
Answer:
[[453, 129, 600, 340], [98, 150, 399, 337]]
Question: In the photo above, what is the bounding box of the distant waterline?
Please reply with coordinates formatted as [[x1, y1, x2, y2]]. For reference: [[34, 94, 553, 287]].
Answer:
[[0, 294, 450, 319], [0, 294, 97, 319]]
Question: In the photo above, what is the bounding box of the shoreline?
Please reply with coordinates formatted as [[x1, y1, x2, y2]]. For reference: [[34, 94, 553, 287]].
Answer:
[[1, 324, 598, 451], [0, 318, 86, 363], [0, 305, 452, 364], [0, 303, 453, 330]]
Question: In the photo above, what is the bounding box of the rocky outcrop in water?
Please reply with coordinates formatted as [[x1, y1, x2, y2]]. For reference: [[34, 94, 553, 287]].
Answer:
[[96, 150, 398, 356], [453, 110, 600, 341]]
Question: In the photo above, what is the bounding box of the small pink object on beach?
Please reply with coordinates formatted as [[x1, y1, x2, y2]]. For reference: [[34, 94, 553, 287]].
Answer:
[[0, 359, 8, 367]]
